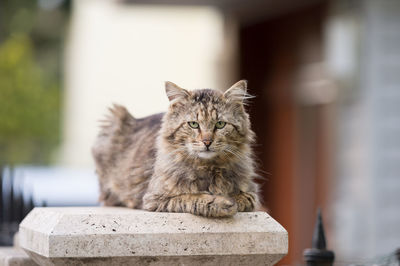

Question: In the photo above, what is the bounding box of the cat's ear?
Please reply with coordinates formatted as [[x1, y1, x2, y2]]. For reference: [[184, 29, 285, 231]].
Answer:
[[165, 81, 190, 104], [223, 80, 251, 103]]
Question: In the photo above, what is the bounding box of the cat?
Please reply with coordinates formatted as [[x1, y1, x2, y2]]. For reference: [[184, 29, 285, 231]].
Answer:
[[92, 80, 260, 217]]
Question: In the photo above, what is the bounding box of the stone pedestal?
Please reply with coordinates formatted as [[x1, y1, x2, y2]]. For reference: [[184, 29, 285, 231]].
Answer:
[[0, 247, 37, 266], [19, 207, 288, 265]]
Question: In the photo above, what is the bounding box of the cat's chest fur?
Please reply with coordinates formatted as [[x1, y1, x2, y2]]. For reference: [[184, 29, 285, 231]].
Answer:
[[192, 167, 235, 195]]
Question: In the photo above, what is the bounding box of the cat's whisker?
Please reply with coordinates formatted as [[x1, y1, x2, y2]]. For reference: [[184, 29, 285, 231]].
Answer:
[[224, 146, 246, 161], [220, 150, 232, 161]]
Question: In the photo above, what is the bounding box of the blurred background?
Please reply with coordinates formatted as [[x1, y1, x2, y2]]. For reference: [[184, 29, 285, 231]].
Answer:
[[0, 0, 399, 265]]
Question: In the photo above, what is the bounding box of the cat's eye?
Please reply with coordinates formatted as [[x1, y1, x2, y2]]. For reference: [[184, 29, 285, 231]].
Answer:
[[215, 121, 226, 129], [188, 121, 199, 129]]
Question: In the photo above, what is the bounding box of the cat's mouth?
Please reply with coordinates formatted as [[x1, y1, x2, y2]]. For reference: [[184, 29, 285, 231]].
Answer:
[[198, 150, 217, 159]]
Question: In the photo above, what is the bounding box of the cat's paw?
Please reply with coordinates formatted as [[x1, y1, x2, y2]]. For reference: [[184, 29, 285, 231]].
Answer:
[[234, 192, 256, 212], [208, 196, 237, 217]]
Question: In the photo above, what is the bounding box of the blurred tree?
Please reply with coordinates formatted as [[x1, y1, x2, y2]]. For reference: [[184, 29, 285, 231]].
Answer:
[[0, 0, 70, 165], [0, 34, 60, 164]]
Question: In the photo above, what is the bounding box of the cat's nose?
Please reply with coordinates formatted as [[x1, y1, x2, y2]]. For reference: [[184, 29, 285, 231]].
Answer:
[[202, 139, 213, 148]]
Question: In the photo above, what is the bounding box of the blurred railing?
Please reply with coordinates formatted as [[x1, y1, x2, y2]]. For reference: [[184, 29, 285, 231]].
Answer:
[[0, 165, 99, 246], [303, 209, 400, 266], [0, 166, 36, 245]]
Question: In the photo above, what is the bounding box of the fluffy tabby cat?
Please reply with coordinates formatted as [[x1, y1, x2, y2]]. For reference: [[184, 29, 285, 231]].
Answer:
[[92, 80, 260, 217]]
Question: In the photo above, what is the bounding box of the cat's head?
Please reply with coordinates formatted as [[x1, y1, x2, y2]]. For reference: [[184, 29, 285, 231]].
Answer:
[[161, 80, 254, 163]]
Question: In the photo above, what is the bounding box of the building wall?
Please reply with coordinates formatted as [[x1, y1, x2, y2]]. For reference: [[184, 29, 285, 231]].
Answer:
[[333, 0, 400, 261], [60, 0, 237, 167]]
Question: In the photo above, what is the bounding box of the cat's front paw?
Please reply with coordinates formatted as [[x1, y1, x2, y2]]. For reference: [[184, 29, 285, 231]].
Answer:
[[234, 192, 256, 212], [207, 195, 237, 217]]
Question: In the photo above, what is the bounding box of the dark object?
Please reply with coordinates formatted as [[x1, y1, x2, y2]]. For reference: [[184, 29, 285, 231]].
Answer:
[[303, 208, 335, 266], [0, 165, 36, 246]]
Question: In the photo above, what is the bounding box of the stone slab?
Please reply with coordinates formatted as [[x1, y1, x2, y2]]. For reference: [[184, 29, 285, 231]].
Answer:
[[19, 207, 288, 265], [0, 247, 37, 266]]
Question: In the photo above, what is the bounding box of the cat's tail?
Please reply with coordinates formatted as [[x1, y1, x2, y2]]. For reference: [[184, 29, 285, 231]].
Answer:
[[105, 103, 136, 128], [97, 103, 136, 140], [92, 104, 136, 180]]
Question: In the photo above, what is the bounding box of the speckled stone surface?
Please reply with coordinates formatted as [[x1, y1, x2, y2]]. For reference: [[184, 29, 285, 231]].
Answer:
[[19, 207, 288, 265], [0, 247, 37, 266]]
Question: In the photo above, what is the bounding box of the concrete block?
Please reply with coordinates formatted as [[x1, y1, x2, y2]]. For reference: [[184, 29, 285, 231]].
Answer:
[[19, 207, 288, 265], [0, 247, 37, 266]]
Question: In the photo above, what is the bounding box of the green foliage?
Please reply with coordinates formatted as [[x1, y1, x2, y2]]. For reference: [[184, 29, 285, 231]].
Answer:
[[0, 34, 60, 164], [0, 0, 69, 165]]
